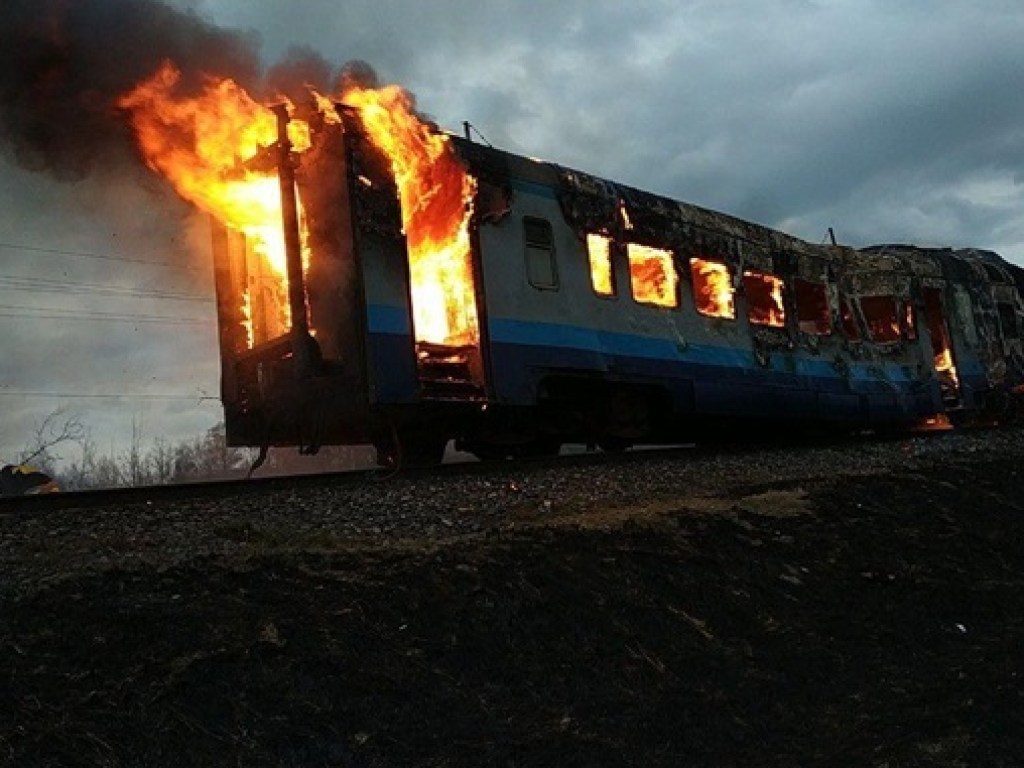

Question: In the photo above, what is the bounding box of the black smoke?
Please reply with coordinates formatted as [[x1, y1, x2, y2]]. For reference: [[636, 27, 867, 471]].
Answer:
[[0, 0, 262, 180]]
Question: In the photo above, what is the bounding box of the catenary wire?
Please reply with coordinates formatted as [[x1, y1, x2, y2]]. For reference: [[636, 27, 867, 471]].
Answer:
[[0, 391, 217, 401], [0, 240, 207, 272], [0, 275, 212, 302], [0, 305, 210, 324]]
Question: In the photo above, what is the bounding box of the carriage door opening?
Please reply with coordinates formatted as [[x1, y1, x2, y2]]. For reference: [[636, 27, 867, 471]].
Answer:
[[398, 159, 487, 400], [410, 247, 487, 400], [922, 287, 961, 408], [346, 104, 487, 402]]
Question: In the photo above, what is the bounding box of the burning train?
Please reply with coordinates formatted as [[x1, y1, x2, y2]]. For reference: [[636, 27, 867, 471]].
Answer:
[[121, 67, 1024, 466]]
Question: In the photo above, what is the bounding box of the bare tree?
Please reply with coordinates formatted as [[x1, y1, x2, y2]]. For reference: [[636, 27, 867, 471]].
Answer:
[[149, 437, 176, 485], [17, 407, 87, 473], [61, 435, 124, 491], [120, 415, 151, 487]]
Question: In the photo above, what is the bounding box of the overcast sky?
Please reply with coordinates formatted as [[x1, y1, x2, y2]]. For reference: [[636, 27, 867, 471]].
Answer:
[[2, 0, 1024, 467]]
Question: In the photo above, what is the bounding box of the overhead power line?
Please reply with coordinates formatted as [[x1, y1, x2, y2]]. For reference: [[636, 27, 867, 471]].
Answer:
[[0, 240, 207, 272], [0, 304, 210, 325], [0, 391, 218, 402], [0, 275, 212, 303]]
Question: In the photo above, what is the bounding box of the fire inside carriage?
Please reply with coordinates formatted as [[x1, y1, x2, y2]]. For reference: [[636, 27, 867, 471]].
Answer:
[[120, 67, 1024, 466]]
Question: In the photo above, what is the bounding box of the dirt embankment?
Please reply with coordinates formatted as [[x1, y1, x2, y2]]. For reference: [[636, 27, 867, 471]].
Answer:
[[3, 437, 1024, 767]]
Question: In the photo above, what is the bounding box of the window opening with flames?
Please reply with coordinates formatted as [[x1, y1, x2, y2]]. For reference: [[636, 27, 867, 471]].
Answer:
[[118, 62, 482, 377], [860, 295, 901, 343], [586, 233, 616, 297], [690, 258, 736, 319], [742, 270, 786, 328], [627, 244, 678, 308]]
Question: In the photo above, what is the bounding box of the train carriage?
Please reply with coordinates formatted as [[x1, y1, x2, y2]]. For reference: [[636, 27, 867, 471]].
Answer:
[[210, 106, 1024, 466]]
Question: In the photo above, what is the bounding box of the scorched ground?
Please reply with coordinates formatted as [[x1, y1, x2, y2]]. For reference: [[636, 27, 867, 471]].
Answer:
[[2, 431, 1024, 766]]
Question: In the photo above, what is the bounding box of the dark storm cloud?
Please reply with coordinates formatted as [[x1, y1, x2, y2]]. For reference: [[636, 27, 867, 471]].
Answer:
[[204, 0, 1022, 259], [0, 0, 260, 179]]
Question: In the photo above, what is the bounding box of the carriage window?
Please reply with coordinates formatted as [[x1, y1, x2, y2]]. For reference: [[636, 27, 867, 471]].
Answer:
[[742, 270, 786, 327], [998, 302, 1019, 339], [628, 244, 678, 308], [690, 258, 735, 319], [524, 217, 557, 290], [586, 233, 615, 297], [840, 298, 861, 340], [860, 296, 901, 342], [794, 279, 831, 335]]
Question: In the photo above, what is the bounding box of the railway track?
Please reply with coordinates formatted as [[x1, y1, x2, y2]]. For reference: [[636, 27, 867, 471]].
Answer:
[[0, 424, 965, 518]]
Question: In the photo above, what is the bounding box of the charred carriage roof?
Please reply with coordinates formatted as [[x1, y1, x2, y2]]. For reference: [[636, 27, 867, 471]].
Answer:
[[453, 135, 1022, 294]]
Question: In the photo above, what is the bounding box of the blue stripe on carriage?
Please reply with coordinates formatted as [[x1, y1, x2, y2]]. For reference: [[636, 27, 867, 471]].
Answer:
[[366, 303, 410, 335], [362, 307, 983, 416], [486, 317, 921, 383]]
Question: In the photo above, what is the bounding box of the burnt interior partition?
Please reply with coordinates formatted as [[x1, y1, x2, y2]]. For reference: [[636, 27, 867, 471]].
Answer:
[[212, 111, 371, 450]]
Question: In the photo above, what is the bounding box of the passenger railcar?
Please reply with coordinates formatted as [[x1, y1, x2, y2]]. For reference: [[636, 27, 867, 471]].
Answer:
[[210, 107, 1024, 466]]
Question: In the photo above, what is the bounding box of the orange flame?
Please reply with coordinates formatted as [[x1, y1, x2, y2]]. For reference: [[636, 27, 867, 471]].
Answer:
[[587, 233, 614, 296], [341, 84, 480, 347], [934, 348, 959, 384], [742, 270, 786, 327], [691, 258, 735, 319], [119, 61, 307, 343], [628, 243, 678, 308], [120, 62, 482, 352], [119, 61, 308, 279]]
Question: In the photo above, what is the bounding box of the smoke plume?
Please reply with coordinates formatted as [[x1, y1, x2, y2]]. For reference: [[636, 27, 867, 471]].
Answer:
[[0, 0, 262, 180]]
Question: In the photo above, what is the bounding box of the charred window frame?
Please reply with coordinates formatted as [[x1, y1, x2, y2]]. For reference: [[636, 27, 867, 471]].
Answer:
[[690, 258, 736, 319], [742, 270, 786, 327], [997, 301, 1019, 340], [903, 300, 918, 340], [586, 233, 616, 298], [793, 278, 832, 335], [523, 217, 558, 290], [839, 297, 861, 341], [952, 287, 978, 348], [627, 243, 679, 309], [860, 295, 901, 343]]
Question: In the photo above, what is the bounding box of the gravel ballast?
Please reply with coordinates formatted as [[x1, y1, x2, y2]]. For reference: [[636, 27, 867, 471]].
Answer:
[[2, 428, 1023, 766]]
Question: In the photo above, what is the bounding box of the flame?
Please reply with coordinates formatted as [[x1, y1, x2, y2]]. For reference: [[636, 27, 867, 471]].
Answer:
[[934, 347, 959, 384], [587, 233, 614, 296], [119, 61, 308, 278], [628, 244, 677, 308], [904, 301, 917, 339], [118, 61, 305, 344], [120, 62, 481, 352], [341, 84, 480, 347], [241, 290, 254, 349], [691, 258, 735, 318], [619, 199, 634, 231], [915, 413, 953, 431], [742, 270, 786, 327]]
